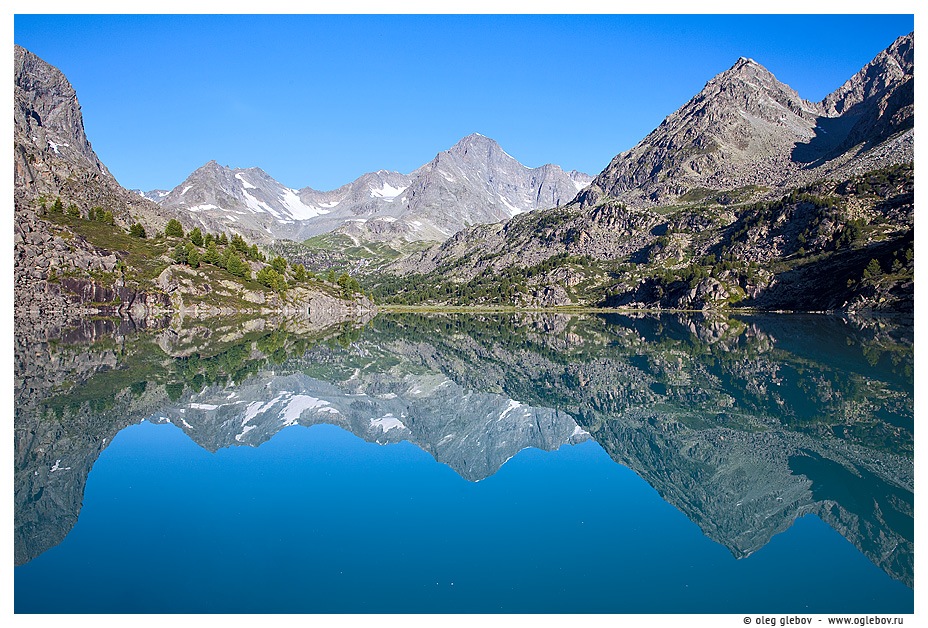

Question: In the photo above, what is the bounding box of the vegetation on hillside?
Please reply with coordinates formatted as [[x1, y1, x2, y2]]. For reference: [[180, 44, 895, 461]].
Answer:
[[37, 198, 366, 308], [357, 163, 913, 313]]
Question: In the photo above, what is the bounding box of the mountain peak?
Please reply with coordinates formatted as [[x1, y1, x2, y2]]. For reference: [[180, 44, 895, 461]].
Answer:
[[715, 55, 782, 87], [200, 159, 224, 170], [450, 132, 500, 152]]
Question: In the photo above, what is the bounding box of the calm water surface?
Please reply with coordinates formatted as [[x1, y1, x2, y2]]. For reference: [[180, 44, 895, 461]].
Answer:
[[13, 312, 914, 613]]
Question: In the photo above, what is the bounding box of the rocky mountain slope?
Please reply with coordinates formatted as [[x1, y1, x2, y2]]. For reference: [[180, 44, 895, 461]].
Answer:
[[379, 33, 914, 313], [14, 45, 373, 325], [153, 133, 591, 245], [577, 33, 913, 208], [14, 45, 185, 236]]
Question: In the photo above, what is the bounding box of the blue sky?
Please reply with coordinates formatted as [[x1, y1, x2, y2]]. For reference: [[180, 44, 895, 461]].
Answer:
[[13, 13, 915, 192]]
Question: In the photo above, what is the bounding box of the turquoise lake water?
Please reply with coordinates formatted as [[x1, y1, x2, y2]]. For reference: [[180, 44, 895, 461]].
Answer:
[[14, 312, 914, 613]]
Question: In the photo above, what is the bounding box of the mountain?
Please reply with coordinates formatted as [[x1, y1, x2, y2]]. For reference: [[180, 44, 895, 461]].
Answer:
[[133, 188, 170, 203], [154, 133, 592, 245], [382, 33, 914, 314], [154, 160, 336, 242], [578, 33, 913, 208], [818, 32, 914, 156], [13, 45, 373, 325], [13, 46, 187, 234]]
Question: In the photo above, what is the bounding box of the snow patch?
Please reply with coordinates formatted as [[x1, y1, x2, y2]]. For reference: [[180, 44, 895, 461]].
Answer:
[[278, 187, 330, 220], [180, 418, 195, 429], [47, 139, 68, 154], [370, 182, 407, 200], [281, 394, 332, 424], [497, 194, 523, 216], [571, 425, 589, 437], [235, 172, 256, 189], [499, 399, 526, 421], [235, 424, 256, 442], [377, 393, 397, 400], [50, 459, 71, 472], [371, 414, 406, 432], [244, 394, 286, 424], [187, 204, 220, 213], [181, 186, 192, 196], [189, 403, 219, 410], [242, 189, 281, 218]]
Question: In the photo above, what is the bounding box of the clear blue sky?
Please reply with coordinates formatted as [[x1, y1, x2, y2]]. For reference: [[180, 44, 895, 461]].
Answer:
[[13, 13, 915, 192]]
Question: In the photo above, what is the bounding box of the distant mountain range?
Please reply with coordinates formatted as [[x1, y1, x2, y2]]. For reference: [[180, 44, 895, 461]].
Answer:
[[143, 133, 591, 245]]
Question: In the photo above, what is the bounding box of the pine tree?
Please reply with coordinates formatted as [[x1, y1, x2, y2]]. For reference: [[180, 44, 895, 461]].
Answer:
[[165, 219, 184, 238], [187, 246, 201, 269], [271, 256, 288, 274], [172, 243, 188, 264], [225, 251, 247, 278], [203, 241, 221, 265]]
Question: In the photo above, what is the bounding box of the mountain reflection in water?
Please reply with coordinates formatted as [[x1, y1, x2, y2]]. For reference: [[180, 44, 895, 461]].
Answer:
[[14, 310, 913, 608]]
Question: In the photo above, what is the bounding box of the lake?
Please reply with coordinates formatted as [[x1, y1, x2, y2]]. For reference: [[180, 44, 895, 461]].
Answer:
[[13, 311, 914, 614]]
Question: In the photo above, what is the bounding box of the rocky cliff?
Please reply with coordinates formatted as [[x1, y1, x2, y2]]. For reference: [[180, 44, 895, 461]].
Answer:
[[14, 45, 374, 326]]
